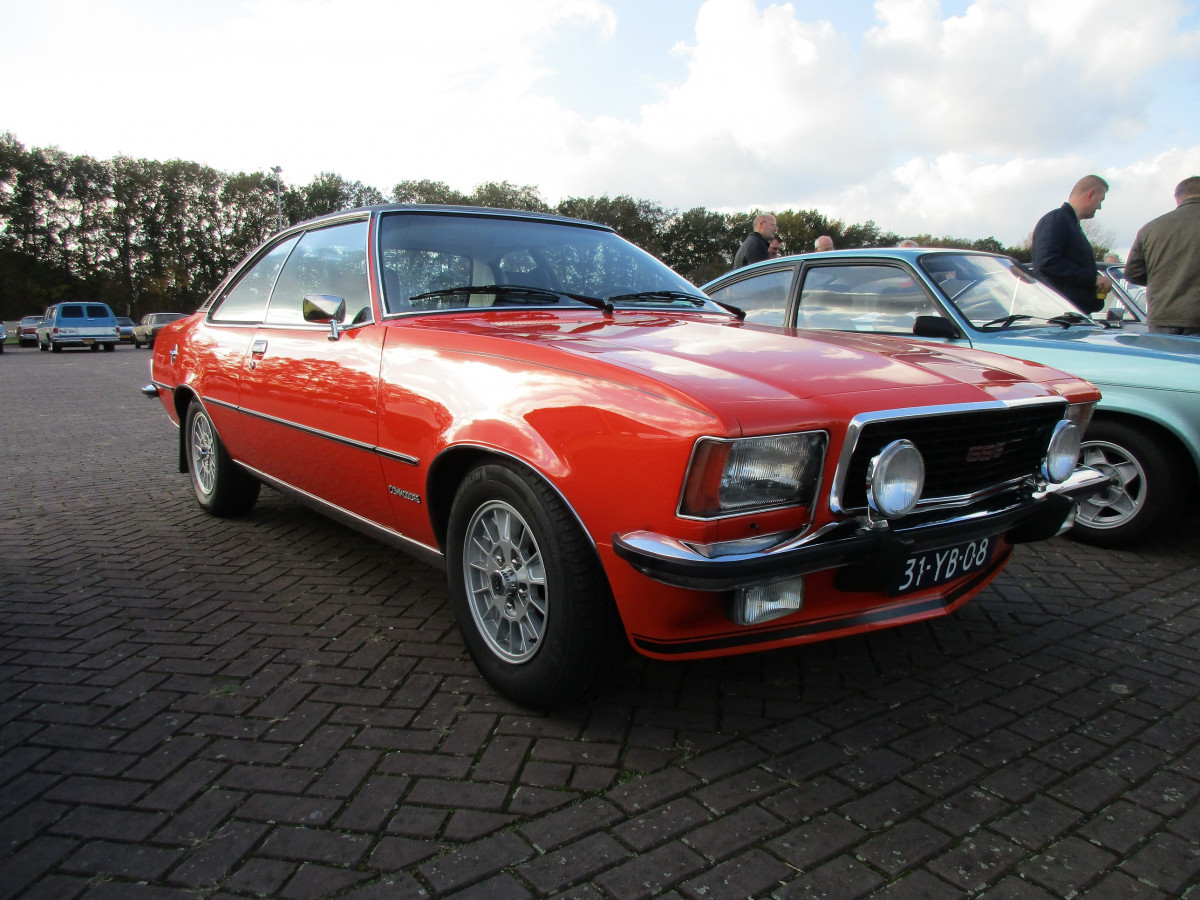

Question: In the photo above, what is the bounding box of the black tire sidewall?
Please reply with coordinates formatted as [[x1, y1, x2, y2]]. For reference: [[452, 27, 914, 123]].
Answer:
[[446, 462, 619, 709], [1073, 419, 1177, 546], [184, 401, 259, 517]]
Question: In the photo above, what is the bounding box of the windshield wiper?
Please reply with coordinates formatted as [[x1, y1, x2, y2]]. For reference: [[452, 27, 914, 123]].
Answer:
[[410, 284, 613, 313], [711, 299, 746, 320], [608, 290, 710, 307], [1045, 311, 1096, 328], [979, 314, 1034, 330]]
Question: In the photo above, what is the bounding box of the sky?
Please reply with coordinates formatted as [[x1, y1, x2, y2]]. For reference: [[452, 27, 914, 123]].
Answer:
[[2, 0, 1199, 256]]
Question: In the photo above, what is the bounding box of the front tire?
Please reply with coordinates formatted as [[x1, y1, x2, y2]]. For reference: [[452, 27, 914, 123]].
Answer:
[[1071, 419, 1178, 546], [446, 462, 624, 709], [185, 401, 260, 517]]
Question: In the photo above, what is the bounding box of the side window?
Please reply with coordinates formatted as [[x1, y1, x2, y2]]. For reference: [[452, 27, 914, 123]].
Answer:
[[797, 265, 934, 334], [707, 268, 794, 326], [267, 221, 371, 326], [211, 236, 298, 323]]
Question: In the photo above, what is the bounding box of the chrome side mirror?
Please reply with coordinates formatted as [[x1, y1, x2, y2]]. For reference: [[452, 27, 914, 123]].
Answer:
[[302, 294, 348, 341]]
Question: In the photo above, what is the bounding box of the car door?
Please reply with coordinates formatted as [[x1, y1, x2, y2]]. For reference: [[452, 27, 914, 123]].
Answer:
[[196, 234, 301, 456], [234, 218, 395, 529]]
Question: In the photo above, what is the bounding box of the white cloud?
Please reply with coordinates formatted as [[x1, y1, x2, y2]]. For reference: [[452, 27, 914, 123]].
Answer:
[[2, 0, 1198, 250]]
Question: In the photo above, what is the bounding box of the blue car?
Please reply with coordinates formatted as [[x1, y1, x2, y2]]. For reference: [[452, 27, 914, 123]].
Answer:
[[703, 248, 1200, 547]]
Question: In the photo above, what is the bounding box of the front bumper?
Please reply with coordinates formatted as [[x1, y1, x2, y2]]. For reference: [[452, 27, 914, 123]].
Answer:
[[612, 465, 1109, 592]]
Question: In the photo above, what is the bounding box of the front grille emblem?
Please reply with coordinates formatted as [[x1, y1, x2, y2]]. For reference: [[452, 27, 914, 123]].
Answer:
[[966, 442, 1007, 462]]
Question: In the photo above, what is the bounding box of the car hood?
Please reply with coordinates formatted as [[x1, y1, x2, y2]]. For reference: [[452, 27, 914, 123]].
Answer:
[[972, 327, 1200, 392], [409, 313, 1088, 432]]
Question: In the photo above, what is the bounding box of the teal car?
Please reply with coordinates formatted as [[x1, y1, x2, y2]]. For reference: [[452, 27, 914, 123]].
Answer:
[[703, 248, 1200, 547]]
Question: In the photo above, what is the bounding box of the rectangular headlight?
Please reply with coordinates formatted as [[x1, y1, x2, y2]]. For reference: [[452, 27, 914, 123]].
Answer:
[[680, 432, 827, 518]]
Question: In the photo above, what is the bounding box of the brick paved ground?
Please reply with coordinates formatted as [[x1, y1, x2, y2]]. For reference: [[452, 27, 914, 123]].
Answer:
[[2, 346, 1199, 899]]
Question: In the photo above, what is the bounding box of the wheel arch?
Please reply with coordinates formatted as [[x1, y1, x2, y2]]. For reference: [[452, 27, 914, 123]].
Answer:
[[1088, 409, 1199, 494], [172, 386, 202, 474], [426, 445, 600, 561]]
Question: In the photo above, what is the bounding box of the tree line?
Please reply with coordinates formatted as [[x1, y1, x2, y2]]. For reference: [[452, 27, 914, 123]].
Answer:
[[1, 132, 1046, 322]]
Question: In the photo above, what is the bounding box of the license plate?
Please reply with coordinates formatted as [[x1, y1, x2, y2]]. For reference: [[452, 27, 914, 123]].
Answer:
[[82, 338, 94, 345], [892, 536, 993, 595]]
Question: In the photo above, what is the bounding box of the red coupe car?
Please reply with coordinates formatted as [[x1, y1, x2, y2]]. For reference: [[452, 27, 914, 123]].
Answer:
[[144, 205, 1105, 707]]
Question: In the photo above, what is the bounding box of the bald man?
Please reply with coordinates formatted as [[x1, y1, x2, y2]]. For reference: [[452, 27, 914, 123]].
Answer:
[[1031, 175, 1111, 313], [734, 214, 779, 268]]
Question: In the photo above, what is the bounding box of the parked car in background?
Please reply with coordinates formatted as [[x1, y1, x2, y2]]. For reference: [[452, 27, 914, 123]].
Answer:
[[17, 315, 43, 347], [703, 247, 1200, 547], [0, 321, 6, 352], [144, 205, 1104, 707], [36, 302, 120, 352], [133, 312, 188, 348], [116, 317, 136, 344]]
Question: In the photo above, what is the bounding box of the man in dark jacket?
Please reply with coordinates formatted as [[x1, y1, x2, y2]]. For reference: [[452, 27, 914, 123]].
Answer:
[[1031, 175, 1111, 313], [733, 214, 778, 269], [1124, 176, 1200, 335]]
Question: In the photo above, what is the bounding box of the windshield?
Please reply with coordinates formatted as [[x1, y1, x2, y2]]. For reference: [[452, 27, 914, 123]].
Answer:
[[920, 254, 1100, 330], [377, 212, 718, 315]]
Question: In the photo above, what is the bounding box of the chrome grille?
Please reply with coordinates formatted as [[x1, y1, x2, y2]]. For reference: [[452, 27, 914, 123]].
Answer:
[[838, 402, 1066, 511]]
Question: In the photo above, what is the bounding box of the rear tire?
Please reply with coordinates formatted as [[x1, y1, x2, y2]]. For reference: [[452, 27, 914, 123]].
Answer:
[[446, 461, 625, 709], [185, 401, 260, 517], [1071, 419, 1178, 546]]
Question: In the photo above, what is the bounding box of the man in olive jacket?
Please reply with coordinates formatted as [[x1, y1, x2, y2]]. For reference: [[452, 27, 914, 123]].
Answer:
[[1124, 176, 1200, 336], [1031, 175, 1111, 313]]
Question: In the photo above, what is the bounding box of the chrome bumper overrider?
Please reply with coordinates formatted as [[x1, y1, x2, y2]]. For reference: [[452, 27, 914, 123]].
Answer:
[[612, 465, 1110, 592]]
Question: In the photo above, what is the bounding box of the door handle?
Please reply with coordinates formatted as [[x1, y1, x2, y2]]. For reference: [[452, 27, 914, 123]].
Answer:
[[248, 339, 267, 369]]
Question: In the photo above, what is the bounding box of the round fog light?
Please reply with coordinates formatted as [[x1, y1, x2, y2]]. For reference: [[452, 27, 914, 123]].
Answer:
[[1042, 420, 1080, 484], [867, 439, 925, 518]]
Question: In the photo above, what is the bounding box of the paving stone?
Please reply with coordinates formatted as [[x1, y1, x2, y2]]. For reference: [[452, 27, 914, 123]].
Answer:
[[518, 832, 632, 894], [766, 813, 867, 871], [855, 820, 955, 875], [418, 831, 534, 894], [678, 848, 792, 899], [773, 856, 884, 899], [592, 840, 706, 899], [165, 821, 269, 888], [4, 352, 1200, 899], [1018, 835, 1117, 895]]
